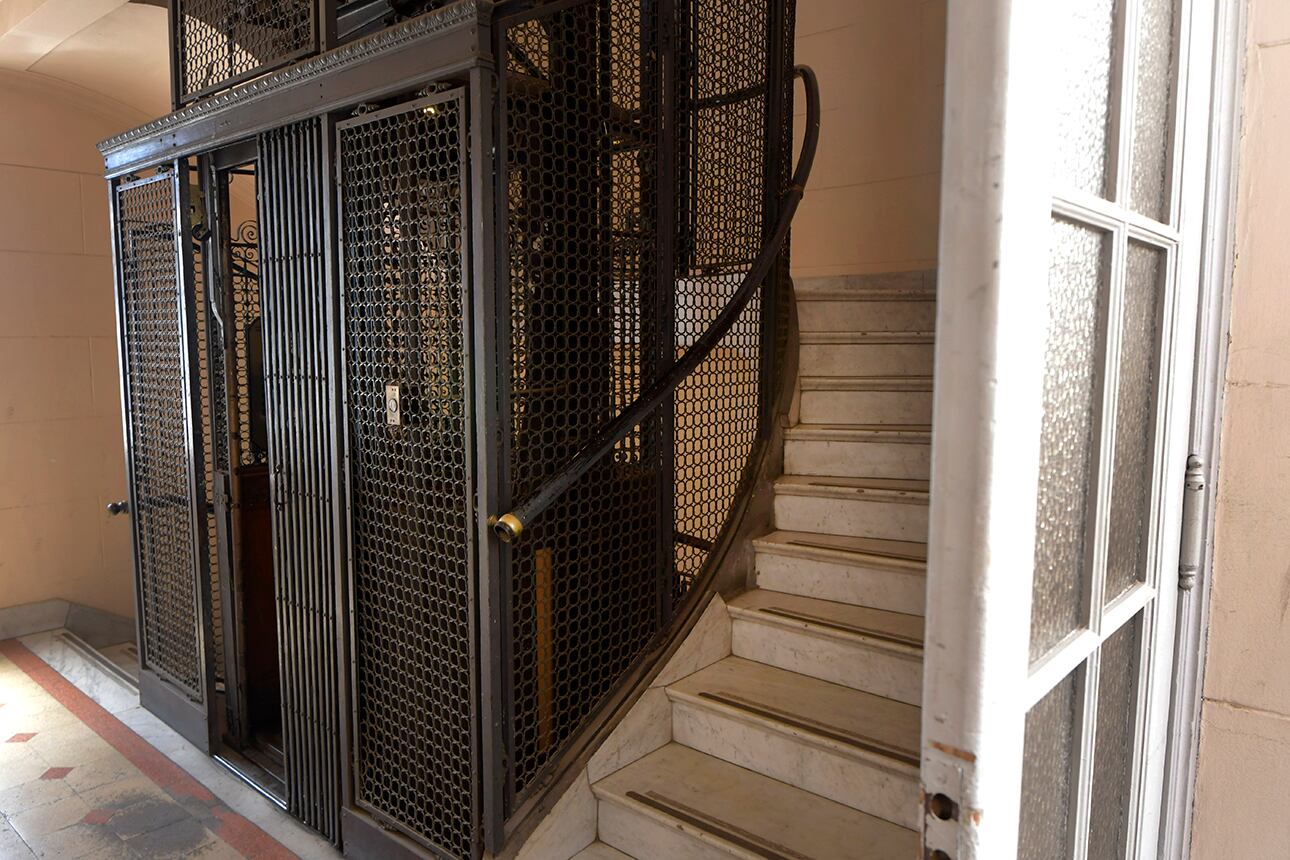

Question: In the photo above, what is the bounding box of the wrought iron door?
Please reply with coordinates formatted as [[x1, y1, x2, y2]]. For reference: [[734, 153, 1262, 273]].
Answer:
[[113, 164, 215, 749], [257, 118, 344, 843], [336, 89, 478, 859]]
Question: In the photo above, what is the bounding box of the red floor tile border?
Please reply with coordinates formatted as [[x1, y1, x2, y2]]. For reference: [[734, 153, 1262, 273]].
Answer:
[[0, 638, 299, 860]]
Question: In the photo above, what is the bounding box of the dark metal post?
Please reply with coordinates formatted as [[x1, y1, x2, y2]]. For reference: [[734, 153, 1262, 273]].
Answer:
[[759, 0, 790, 433], [469, 47, 509, 852], [654, 0, 678, 627]]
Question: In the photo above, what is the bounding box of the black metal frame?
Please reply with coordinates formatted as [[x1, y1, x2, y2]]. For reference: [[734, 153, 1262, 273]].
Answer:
[[105, 3, 807, 857]]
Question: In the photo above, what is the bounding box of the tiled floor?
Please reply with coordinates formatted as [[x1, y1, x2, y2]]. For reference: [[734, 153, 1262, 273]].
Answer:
[[0, 633, 341, 859]]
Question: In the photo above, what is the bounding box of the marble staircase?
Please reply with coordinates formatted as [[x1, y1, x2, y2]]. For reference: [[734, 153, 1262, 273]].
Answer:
[[575, 273, 934, 859]]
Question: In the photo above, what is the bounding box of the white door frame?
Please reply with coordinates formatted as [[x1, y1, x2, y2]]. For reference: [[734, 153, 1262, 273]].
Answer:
[[920, 1, 1228, 857], [1157, 0, 1247, 856]]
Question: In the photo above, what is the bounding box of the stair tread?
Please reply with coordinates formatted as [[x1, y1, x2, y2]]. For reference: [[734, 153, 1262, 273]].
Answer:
[[786, 423, 932, 442], [729, 589, 925, 649], [795, 271, 937, 301], [801, 375, 933, 391], [776, 474, 930, 495], [799, 330, 935, 343], [754, 530, 928, 565], [572, 844, 633, 860], [669, 656, 920, 767], [593, 744, 918, 858]]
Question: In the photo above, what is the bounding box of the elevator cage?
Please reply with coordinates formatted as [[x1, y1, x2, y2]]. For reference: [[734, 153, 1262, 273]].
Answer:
[[104, 1, 798, 857]]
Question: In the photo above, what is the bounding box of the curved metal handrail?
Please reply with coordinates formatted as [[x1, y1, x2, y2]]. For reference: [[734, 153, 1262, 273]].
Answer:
[[493, 64, 821, 543]]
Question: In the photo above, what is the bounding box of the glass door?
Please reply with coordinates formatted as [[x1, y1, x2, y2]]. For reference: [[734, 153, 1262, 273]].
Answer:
[[921, 0, 1217, 857]]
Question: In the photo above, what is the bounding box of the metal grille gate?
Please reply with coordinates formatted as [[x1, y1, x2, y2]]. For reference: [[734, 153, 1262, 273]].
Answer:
[[497, 0, 795, 806], [114, 168, 209, 706], [337, 91, 477, 858], [257, 118, 343, 842]]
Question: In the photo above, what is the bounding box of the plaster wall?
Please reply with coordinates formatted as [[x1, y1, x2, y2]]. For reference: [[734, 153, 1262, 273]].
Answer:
[[0, 70, 147, 619], [790, 0, 945, 278], [1190, 1, 1290, 854]]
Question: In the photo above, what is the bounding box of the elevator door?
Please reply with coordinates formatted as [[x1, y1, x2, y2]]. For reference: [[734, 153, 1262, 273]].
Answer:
[[336, 89, 478, 859], [113, 164, 215, 750]]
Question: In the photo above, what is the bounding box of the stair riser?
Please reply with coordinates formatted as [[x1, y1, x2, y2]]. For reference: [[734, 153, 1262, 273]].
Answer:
[[671, 701, 920, 829], [798, 300, 936, 333], [800, 389, 932, 425], [731, 619, 923, 705], [774, 493, 929, 542], [754, 551, 925, 615], [800, 343, 934, 377], [598, 798, 737, 860], [784, 437, 931, 480]]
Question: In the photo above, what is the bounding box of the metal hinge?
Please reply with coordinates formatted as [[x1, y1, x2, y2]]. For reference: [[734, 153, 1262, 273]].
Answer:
[[1178, 455, 1206, 592]]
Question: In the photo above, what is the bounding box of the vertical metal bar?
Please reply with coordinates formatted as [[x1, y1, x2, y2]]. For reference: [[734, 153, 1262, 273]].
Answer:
[[758, 0, 789, 434], [466, 53, 500, 856], [654, 0, 679, 628], [168, 1, 182, 110], [320, 0, 338, 50], [315, 111, 349, 841], [173, 159, 216, 745]]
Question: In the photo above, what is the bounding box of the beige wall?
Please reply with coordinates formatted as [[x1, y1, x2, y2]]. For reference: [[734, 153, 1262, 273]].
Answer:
[[0, 71, 147, 619], [790, 0, 945, 278], [1190, 1, 1290, 854]]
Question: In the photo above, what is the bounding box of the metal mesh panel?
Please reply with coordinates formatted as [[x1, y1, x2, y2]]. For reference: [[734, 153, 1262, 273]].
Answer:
[[672, 0, 783, 591], [117, 172, 203, 700], [500, 0, 792, 800], [503, 0, 666, 797], [176, 0, 315, 104], [259, 118, 342, 843], [338, 93, 475, 857]]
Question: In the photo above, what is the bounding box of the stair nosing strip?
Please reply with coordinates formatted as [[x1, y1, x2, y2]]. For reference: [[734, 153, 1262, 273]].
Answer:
[[756, 606, 924, 650], [624, 790, 815, 860], [693, 691, 920, 769], [777, 536, 926, 564], [775, 481, 930, 504]]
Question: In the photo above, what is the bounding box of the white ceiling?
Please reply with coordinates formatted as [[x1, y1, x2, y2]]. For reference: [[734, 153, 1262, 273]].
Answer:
[[0, 0, 171, 119]]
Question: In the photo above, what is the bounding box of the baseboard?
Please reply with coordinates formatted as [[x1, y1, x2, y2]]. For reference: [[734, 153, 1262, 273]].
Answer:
[[0, 599, 71, 641], [0, 598, 134, 646]]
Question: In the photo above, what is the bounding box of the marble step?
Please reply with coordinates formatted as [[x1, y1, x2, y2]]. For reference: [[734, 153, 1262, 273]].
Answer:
[[784, 423, 931, 480], [572, 844, 634, 860], [753, 530, 926, 615], [799, 331, 935, 377], [667, 657, 921, 829], [773, 475, 930, 543], [593, 743, 918, 860], [727, 589, 924, 705], [794, 272, 937, 335], [799, 376, 933, 425]]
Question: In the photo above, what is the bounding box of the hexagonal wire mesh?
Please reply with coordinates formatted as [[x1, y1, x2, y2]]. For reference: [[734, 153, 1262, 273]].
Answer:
[[501, 0, 794, 803], [337, 92, 476, 857], [116, 171, 204, 700], [176, 0, 315, 104]]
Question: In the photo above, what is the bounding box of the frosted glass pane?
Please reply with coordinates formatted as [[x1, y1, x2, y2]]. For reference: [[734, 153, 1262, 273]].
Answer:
[[1052, 0, 1118, 197], [1020, 669, 1080, 860], [1106, 244, 1164, 601], [1032, 219, 1108, 661], [1131, 0, 1178, 219], [1088, 614, 1142, 860]]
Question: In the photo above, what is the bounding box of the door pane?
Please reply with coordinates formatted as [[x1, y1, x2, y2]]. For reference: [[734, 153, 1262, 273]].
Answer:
[[1032, 219, 1109, 660], [1020, 669, 1081, 860], [1130, 0, 1178, 220], [1052, 0, 1119, 198], [1106, 243, 1165, 601], [1088, 614, 1143, 860]]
